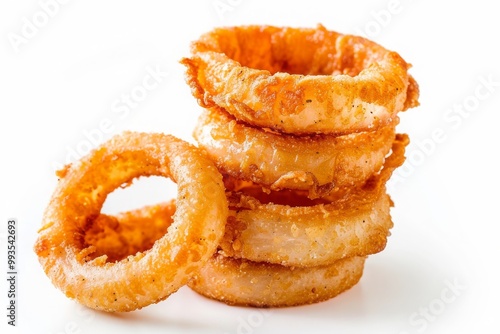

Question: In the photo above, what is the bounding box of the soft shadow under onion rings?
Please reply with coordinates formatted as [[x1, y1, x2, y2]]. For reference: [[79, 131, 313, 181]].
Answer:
[[182, 24, 419, 135], [34, 132, 228, 312]]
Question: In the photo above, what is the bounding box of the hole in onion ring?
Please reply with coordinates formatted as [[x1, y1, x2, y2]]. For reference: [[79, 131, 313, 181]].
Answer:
[[204, 25, 380, 76], [80, 176, 178, 263], [101, 175, 177, 215]]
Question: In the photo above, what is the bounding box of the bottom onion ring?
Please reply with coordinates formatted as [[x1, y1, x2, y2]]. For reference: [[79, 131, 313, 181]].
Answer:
[[34, 132, 228, 312], [188, 254, 366, 308]]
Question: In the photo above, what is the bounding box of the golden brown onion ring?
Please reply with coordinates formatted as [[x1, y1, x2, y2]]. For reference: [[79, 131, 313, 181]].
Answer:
[[188, 254, 366, 307], [221, 189, 392, 267], [219, 134, 408, 267], [194, 107, 397, 198], [182, 25, 419, 135], [34, 132, 228, 312]]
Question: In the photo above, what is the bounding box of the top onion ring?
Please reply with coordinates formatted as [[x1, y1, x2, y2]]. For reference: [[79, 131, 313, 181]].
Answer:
[[34, 132, 228, 312], [182, 24, 419, 135]]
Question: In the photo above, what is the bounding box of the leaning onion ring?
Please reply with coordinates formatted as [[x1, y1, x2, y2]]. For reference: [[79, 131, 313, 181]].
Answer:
[[188, 254, 366, 307], [194, 107, 397, 197], [34, 132, 228, 312], [182, 25, 419, 134]]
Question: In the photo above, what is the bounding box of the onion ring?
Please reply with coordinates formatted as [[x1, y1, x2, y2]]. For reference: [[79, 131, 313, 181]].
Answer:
[[194, 107, 397, 198], [34, 132, 228, 312], [219, 134, 408, 267], [188, 254, 366, 308], [182, 24, 419, 135], [221, 190, 392, 267]]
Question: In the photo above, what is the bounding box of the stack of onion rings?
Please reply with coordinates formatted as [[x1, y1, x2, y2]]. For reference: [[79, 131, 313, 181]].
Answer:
[[182, 25, 418, 307], [34, 24, 418, 312], [57, 134, 407, 309]]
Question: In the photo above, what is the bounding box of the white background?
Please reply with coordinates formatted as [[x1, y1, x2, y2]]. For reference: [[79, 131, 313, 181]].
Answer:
[[1, 0, 499, 333]]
